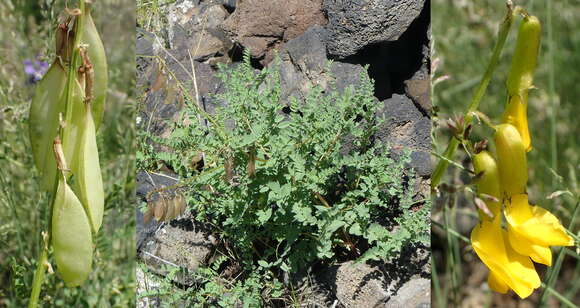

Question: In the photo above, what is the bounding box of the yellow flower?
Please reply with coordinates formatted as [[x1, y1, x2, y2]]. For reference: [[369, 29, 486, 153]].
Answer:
[[471, 150, 539, 298], [495, 124, 528, 197], [504, 194, 574, 266], [502, 95, 532, 152], [471, 215, 541, 298], [472, 151, 501, 218]]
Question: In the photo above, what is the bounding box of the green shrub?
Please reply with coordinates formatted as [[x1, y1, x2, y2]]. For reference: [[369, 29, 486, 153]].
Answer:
[[138, 51, 429, 276]]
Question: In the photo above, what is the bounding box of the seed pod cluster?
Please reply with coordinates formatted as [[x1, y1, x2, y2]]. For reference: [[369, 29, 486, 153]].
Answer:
[[28, 4, 107, 286], [144, 194, 187, 223]]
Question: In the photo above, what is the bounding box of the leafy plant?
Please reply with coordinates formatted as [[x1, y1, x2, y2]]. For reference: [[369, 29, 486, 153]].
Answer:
[[139, 51, 430, 280]]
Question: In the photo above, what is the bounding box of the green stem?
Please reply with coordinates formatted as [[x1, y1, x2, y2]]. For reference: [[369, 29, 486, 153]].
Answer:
[[28, 243, 48, 308], [546, 0, 558, 190], [431, 3, 514, 189], [63, 0, 85, 145], [28, 175, 59, 308]]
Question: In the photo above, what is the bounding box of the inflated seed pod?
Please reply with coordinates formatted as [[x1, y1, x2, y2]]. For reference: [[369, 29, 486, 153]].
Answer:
[[29, 61, 68, 190], [174, 194, 186, 217], [71, 102, 104, 234], [472, 151, 501, 218], [165, 197, 176, 222], [62, 78, 87, 170], [154, 199, 167, 221], [506, 15, 541, 98], [52, 173, 93, 287], [494, 124, 528, 197], [81, 6, 108, 130]]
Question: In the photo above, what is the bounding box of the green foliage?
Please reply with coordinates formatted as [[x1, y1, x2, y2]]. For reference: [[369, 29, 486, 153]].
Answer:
[[138, 51, 430, 281], [138, 257, 284, 307]]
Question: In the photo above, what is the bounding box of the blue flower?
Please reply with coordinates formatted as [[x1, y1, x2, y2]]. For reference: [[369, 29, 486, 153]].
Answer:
[[23, 58, 49, 83]]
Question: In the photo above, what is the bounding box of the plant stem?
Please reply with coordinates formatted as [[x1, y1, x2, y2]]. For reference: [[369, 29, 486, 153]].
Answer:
[[431, 2, 514, 189], [28, 242, 48, 308], [546, 0, 558, 191], [28, 176, 58, 308]]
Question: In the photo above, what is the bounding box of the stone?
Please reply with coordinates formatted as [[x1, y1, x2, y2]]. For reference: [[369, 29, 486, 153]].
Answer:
[[323, 261, 389, 307], [137, 28, 164, 89], [169, 3, 232, 64], [385, 278, 430, 308], [221, 0, 326, 64], [138, 53, 223, 139], [139, 217, 216, 286], [375, 94, 432, 177], [323, 0, 425, 59], [277, 25, 366, 101]]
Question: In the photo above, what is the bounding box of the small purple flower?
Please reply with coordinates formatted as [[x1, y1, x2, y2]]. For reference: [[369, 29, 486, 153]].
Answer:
[[23, 57, 49, 84]]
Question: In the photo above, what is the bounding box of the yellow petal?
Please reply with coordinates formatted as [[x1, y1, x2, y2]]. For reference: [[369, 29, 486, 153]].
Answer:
[[505, 194, 574, 251], [471, 217, 540, 298], [507, 225, 552, 266], [488, 271, 509, 294], [502, 95, 531, 152]]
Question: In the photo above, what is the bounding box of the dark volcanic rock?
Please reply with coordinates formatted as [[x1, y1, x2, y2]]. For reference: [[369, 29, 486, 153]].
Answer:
[[277, 25, 366, 101], [221, 0, 327, 65], [323, 0, 425, 59], [323, 261, 390, 307], [376, 94, 431, 177], [385, 278, 430, 308], [138, 54, 223, 138]]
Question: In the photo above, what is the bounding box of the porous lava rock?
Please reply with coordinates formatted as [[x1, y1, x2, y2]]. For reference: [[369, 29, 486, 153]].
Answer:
[[323, 0, 425, 59], [221, 0, 327, 65]]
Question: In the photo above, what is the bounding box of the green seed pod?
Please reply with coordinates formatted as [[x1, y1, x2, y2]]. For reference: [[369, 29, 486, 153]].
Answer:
[[82, 6, 108, 130], [71, 102, 104, 234], [29, 62, 68, 190], [506, 15, 541, 98], [472, 151, 501, 218], [494, 124, 528, 197], [52, 173, 93, 287], [62, 78, 87, 170]]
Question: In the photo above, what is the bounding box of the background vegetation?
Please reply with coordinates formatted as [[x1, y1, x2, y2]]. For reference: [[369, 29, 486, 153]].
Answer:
[[0, 0, 136, 306], [432, 0, 579, 306]]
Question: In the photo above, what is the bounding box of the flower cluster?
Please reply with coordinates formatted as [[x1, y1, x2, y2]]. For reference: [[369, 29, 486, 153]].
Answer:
[[23, 58, 49, 84], [469, 15, 574, 298]]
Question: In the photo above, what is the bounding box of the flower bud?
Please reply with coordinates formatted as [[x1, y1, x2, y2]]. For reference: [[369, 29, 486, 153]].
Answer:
[[502, 95, 531, 152], [506, 15, 541, 98], [472, 151, 501, 218], [494, 124, 527, 197]]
